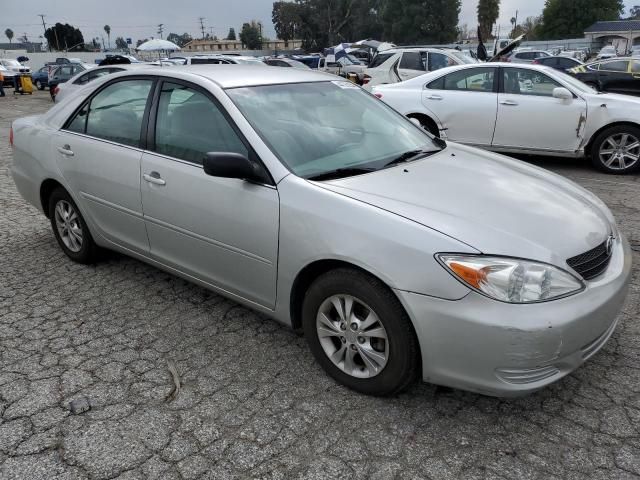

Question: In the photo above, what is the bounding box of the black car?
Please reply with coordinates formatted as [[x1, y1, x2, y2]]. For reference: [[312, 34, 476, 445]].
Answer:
[[568, 57, 640, 95], [532, 55, 584, 71]]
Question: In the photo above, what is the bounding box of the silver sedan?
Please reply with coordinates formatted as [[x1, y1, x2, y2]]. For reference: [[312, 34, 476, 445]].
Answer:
[[10, 66, 632, 397]]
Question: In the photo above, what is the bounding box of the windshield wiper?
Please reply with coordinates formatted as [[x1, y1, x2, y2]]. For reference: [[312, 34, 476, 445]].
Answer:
[[307, 167, 375, 181], [383, 148, 439, 169]]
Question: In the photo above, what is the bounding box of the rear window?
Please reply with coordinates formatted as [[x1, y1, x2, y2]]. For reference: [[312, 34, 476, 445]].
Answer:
[[369, 53, 394, 68]]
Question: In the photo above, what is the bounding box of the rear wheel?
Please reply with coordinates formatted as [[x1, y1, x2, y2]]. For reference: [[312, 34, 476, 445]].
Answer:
[[408, 115, 439, 137], [302, 268, 420, 396], [35, 80, 44, 90], [48, 187, 99, 263], [591, 125, 640, 174]]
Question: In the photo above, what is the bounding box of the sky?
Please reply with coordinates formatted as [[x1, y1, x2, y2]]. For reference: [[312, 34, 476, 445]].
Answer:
[[1, 0, 637, 47]]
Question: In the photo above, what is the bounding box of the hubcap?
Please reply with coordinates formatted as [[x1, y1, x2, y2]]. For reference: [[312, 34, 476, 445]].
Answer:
[[599, 133, 640, 171], [54, 200, 83, 253], [316, 295, 389, 378]]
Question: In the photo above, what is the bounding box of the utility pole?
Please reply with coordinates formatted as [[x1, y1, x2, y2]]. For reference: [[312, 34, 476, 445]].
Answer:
[[38, 14, 50, 52], [157, 24, 164, 39], [199, 17, 206, 40]]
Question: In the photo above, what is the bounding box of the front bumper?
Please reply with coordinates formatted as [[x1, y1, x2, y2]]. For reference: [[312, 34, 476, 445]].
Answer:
[[396, 235, 632, 397]]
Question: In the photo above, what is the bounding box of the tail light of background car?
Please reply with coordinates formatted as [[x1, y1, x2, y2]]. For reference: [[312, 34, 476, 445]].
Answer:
[[532, 59, 540, 64], [374, 93, 383, 99], [362, 75, 371, 85], [54, 86, 60, 96]]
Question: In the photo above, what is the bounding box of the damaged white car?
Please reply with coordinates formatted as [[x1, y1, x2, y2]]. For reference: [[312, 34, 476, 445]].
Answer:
[[373, 63, 640, 174]]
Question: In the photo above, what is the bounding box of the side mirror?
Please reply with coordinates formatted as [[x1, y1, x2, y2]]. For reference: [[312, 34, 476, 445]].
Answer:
[[203, 152, 263, 182], [552, 87, 573, 100]]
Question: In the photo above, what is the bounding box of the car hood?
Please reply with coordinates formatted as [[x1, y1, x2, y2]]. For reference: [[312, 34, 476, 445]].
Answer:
[[317, 144, 613, 266]]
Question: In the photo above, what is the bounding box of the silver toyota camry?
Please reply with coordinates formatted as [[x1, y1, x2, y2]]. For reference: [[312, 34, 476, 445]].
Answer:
[[11, 66, 632, 397]]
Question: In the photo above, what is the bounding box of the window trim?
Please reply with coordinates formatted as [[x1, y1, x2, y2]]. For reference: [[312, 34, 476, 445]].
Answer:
[[146, 77, 275, 186], [62, 75, 159, 151]]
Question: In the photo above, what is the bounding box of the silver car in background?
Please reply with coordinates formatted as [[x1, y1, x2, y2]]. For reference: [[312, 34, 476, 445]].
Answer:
[[10, 66, 631, 397]]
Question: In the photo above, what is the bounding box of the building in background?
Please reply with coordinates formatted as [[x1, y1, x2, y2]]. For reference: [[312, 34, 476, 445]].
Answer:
[[584, 20, 640, 53], [184, 38, 303, 53]]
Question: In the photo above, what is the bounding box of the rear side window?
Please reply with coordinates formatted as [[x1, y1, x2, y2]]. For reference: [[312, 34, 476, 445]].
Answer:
[[369, 53, 393, 68], [65, 79, 153, 148], [400, 52, 424, 71], [442, 68, 495, 92], [633, 61, 640, 73], [600, 60, 629, 72], [426, 76, 445, 90], [153, 82, 247, 164]]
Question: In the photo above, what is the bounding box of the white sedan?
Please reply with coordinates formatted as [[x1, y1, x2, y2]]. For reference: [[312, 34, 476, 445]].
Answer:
[[372, 63, 640, 174]]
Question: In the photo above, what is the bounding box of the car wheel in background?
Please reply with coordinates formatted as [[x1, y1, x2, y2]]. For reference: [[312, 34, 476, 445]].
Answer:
[[302, 268, 420, 396], [591, 125, 640, 174], [48, 187, 99, 263], [408, 114, 440, 137], [35, 80, 43, 90]]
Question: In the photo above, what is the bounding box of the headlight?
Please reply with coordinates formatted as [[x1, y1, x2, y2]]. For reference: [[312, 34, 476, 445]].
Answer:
[[437, 255, 584, 303]]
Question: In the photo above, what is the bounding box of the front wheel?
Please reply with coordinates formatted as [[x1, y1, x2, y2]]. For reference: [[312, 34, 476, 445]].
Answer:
[[591, 125, 640, 174], [302, 269, 420, 396], [35, 80, 43, 90]]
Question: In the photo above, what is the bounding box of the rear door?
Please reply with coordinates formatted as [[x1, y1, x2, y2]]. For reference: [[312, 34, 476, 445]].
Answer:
[[422, 67, 498, 145], [55, 77, 155, 253], [140, 79, 279, 308], [493, 67, 586, 152]]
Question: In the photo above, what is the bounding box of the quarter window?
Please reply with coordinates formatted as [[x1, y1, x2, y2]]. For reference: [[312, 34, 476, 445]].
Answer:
[[503, 68, 562, 97], [65, 79, 153, 148], [442, 68, 495, 92], [153, 82, 247, 164], [428, 52, 452, 71]]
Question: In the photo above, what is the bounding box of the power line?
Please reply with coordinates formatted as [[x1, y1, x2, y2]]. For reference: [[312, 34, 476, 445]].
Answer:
[[157, 23, 164, 39]]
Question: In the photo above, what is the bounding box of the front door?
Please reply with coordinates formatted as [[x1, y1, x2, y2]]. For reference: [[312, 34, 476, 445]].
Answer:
[[140, 80, 279, 308], [55, 78, 154, 253], [492, 68, 587, 152], [422, 67, 498, 145]]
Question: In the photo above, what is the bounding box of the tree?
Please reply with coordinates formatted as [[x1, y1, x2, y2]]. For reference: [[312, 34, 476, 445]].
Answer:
[[44, 23, 85, 51], [629, 5, 640, 19], [166, 32, 193, 47], [477, 0, 500, 40], [240, 21, 262, 49], [521, 16, 543, 40], [136, 38, 149, 48], [115, 37, 128, 50], [226, 28, 237, 40], [273, 1, 302, 43], [383, 0, 461, 45], [5, 28, 13, 44], [539, 0, 623, 39], [104, 25, 111, 49]]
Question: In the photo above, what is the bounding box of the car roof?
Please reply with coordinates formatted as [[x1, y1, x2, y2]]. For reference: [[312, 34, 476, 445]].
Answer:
[[114, 64, 337, 88]]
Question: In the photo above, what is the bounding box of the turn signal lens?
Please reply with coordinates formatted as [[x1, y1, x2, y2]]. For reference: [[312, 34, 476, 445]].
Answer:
[[437, 255, 584, 303]]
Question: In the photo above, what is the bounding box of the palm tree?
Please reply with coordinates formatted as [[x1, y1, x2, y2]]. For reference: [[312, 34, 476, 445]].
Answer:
[[5, 28, 14, 44], [104, 25, 111, 49]]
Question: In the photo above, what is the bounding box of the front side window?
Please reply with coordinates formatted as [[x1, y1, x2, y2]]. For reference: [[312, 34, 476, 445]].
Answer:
[[74, 72, 91, 85], [600, 60, 629, 72], [443, 68, 495, 92], [154, 82, 247, 164], [65, 79, 152, 147], [503, 68, 561, 97], [227, 81, 440, 179], [633, 60, 640, 73]]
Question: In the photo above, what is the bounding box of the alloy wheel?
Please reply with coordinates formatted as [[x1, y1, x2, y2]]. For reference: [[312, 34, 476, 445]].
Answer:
[[54, 200, 83, 253], [316, 294, 389, 378], [599, 133, 640, 171]]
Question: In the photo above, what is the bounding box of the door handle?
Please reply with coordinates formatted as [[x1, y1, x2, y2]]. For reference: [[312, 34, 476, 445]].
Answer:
[[500, 100, 518, 106], [57, 145, 74, 156], [426, 94, 443, 100], [143, 172, 166, 186]]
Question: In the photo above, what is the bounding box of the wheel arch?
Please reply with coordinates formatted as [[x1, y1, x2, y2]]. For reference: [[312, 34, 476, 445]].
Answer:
[[406, 112, 440, 137], [289, 259, 401, 333], [40, 178, 65, 218], [585, 121, 640, 157]]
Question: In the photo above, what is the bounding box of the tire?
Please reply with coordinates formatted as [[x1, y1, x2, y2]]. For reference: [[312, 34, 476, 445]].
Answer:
[[48, 187, 99, 263], [35, 80, 44, 90], [409, 115, 439, 137], [302, 268, 420, 396], [590, 125, 640, 174]]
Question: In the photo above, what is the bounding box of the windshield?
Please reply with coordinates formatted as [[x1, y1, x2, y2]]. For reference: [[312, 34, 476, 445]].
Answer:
[[554, 69, 599, 94], [227, 81, 441, 179], [448, 51, 478, 64]]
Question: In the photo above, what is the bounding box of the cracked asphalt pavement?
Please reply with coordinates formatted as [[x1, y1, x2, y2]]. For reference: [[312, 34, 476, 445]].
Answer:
[[1, 91, 639, 480]]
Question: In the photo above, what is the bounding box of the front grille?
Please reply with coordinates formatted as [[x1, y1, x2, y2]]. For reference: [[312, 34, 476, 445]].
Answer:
[[566, 239, 612, 280]]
